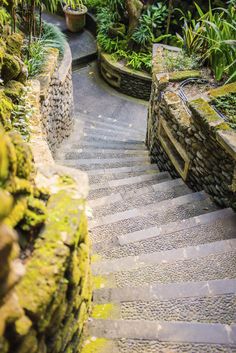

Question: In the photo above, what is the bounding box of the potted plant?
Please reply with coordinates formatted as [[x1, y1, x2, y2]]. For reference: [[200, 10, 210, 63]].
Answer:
[[63, 0, 87, 32]]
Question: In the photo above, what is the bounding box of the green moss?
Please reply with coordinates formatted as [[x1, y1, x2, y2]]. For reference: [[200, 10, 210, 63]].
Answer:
[[0, 190, 13, 221], [0, 126, 10, 183], [81, 338, 112, 353], [6, 33, 24, 56], [9, 131, 34, 179], [4, 196, 28, 228], [4, 80, 24, 104], [0, 91, 14, 130], [93, 275, 108, 290], [16, 191, 88, 325], [92, 303, 119, 319], [15, 315, 32, 336], [1, 54, 21, 83], [215, 122, 231, 131], [189, 98, 221, 123], [209, 82, 236, 98], [0, 38, 6, 66], [20, 197, 47, 232], [169, 70, 201, 82], [58, 175, 75, 186], [6, 177, 33, 195]]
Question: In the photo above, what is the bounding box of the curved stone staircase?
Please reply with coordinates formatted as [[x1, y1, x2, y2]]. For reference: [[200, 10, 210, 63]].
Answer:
[[56, 101, 236, 352]]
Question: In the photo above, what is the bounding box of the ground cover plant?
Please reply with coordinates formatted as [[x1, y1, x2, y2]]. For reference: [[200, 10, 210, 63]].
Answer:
[[213, 93, 236, 130]]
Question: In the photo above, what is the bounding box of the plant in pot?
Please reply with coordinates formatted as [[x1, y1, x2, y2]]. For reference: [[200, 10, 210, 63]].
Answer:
[[63, 0, 87, 32]]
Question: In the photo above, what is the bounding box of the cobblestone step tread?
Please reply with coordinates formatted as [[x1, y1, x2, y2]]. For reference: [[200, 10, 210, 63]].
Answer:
[[90, 196, 218, 244], [90, 172, 168, 189], [90, 191, 212, 229], [93, 209, 236, 259], [64, 141, 147, 150], [92, 238, 236, 276], [82, 164, 159, 176], [58, 149, 149, 160]]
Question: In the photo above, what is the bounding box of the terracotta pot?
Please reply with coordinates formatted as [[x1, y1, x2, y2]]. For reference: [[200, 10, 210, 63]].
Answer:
[[63, 5, 87, 33]]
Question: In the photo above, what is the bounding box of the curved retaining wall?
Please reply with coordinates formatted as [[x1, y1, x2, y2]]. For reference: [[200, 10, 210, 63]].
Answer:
[[98, 50, 152, 101], [147, 45, 236, 209], [37, 42, 74, 154], [0, 44, 92, 353]]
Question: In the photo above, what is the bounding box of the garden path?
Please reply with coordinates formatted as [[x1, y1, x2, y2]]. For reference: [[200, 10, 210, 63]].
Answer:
[[56, 62, 236, 353]]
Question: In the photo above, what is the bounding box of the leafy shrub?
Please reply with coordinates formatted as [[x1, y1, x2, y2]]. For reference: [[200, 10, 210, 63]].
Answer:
[[42, 22, 67, 57], [132, 3, 169, 48], [177, 4, 236, 82]]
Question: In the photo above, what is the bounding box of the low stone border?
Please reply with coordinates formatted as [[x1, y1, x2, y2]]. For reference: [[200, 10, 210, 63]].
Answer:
[[98, 50, 152, 101], [36, 42, 74, 155], [147, 44, 236, 209]]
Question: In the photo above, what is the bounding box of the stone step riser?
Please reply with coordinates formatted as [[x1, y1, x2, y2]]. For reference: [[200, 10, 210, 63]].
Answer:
[[64, 141, 146, 151]]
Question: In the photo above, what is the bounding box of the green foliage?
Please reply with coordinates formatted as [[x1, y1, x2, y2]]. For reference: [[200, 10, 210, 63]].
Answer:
[[42, 22, 66, 57], [132, 3, 169, 48], [165, 50, 200, 72], [177, 4, 236, 82], [213, 93, 236, 130], [24, 39, 46, 77], [112, 49, 152, 72]]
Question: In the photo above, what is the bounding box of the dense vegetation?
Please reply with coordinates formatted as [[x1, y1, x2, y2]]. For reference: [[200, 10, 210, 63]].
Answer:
[[84, 0, 236, 82]]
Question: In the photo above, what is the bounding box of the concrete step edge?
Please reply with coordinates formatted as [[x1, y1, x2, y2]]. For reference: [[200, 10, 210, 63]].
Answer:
[[88, 319, 236, 345], [94, 278, 236, 303]]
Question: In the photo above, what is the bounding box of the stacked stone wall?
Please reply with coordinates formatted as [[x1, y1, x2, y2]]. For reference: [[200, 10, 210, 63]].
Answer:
[[147, 45, 236, 209], [37, 43, 74, 154]]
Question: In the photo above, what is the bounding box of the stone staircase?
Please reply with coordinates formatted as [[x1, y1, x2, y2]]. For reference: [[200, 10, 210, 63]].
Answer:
[[56, 109, 236, 353]]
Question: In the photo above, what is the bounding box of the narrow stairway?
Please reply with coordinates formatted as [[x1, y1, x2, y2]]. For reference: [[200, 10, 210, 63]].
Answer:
[[56, 76, 236, 353]]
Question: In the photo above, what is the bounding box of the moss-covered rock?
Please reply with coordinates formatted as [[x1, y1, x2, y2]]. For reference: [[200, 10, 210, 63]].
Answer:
[[20, 197, 47, 232], [4, 81, 24, 104], [8, 131, 34, 180], [1, 54, 21, 83], [0, 38, 6, 67], [6, 33, 24, 57], [0, 92, 14, 130]]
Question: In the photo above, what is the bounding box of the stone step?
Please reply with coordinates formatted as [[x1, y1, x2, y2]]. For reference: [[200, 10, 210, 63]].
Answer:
[[92, 239, 236, 288], [93, 208, 236, 259], [93, 279, 236, 324], [90, 191, 216, 231], [86, 320, 236, 351], [89, 192, 217, 242], [60, 156, 151, 171], [74, 118, 144, 138], [92, 178, 191, 217], [76, 111, 146, 134], [58, 146, 149, 157], [68, 129, 144, 144], [62, 140, 147, 151], [88, 168, 159, 186], [88, 172, 171, 200], [81, 126, 143, 140], [57, 149, 149, 161]]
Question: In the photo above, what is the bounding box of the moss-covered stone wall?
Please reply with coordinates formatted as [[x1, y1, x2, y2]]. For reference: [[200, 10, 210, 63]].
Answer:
[[147, 45, 236, 209], [0, 33, 91, 353]]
